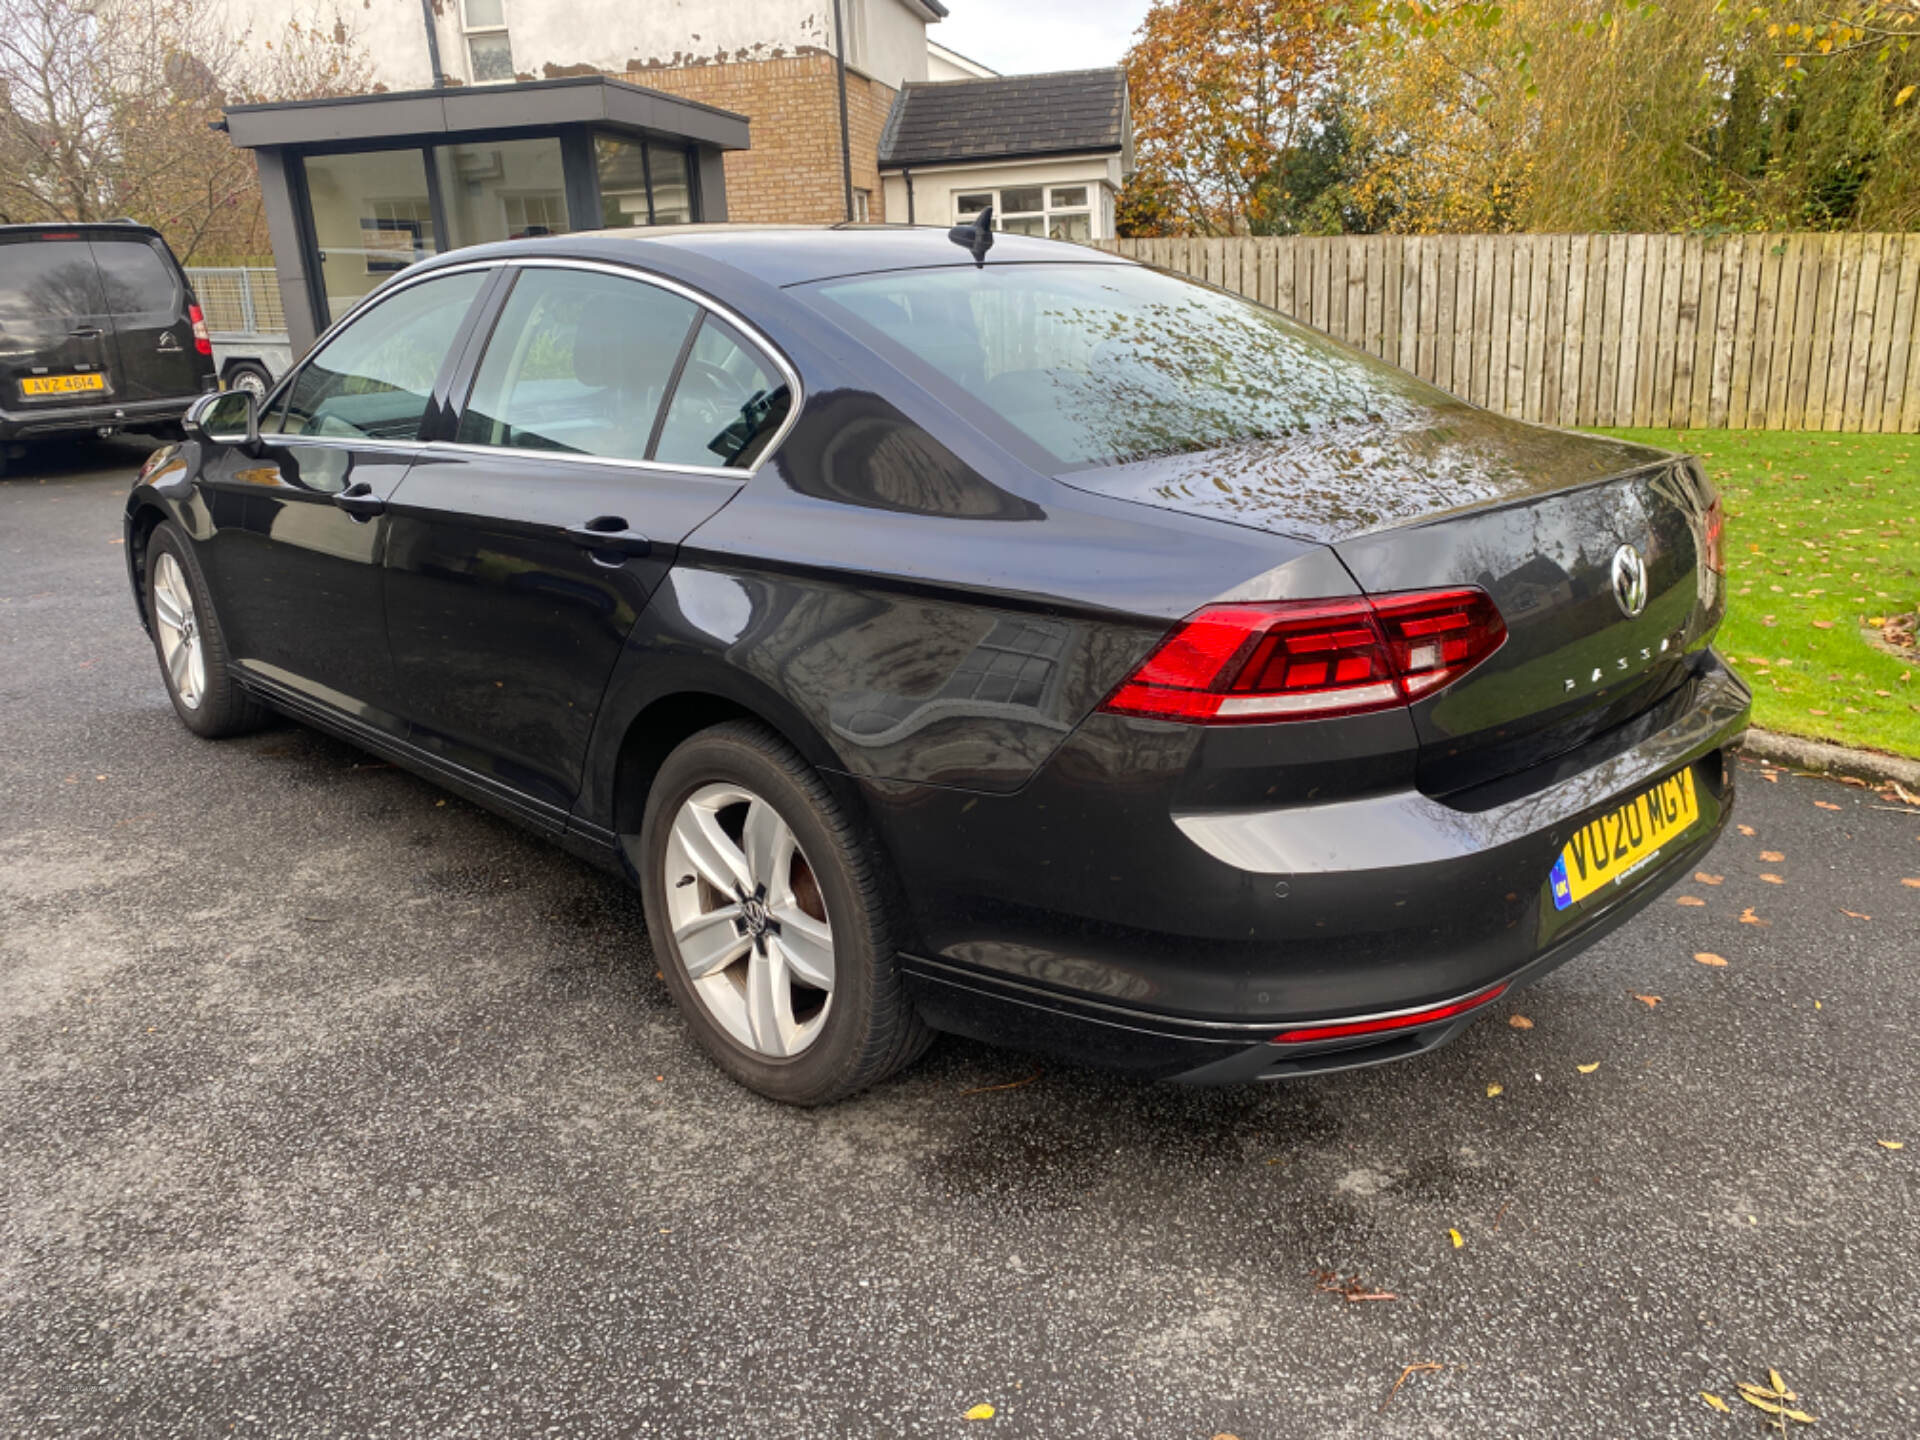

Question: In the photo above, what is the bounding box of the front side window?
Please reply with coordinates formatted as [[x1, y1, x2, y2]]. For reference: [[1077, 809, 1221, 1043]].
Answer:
[[652, 315, 790, 469], [455, 267, 699, 462], [272, 269, 486, 441], [809, 263, 1458, 470]]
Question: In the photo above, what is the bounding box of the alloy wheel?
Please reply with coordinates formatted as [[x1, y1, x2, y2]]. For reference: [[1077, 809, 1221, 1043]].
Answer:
[[663, 782, 836, 1058], [151, 552, 205, 710]]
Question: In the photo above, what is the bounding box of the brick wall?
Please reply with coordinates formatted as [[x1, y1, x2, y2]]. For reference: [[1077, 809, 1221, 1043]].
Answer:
[[625, 55, 897, 223]]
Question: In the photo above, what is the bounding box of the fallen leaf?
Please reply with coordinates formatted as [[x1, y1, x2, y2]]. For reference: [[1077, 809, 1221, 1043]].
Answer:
[[1761, 873, 1785, 885], [1634, 994, 1661, 1007], [1702, 1392, 1731, 1412], [1695, 952, 1728, 966], [1737, 824, 1756, 836], [963, 1403, 996, 1421], [1675, 895, 1707, 907], [1741, 1393, 1784, 1416], [1760, 850, 1785, 861], [960, 1069, 1043, 1096], [1769, 1369, 1792, 1397], [1784, 1411, 1818, 1425], [1815, 800, 1842, 810], [1841, 910, 1871, 919], [1879, 1140, 1905, 1150], [1486, 1082, 1503, 1097], [1739, 908, 1769, 926], [1811, 619, 1834, 629], [1448, 1228, 1464, 1248], [1380, 1362, 1442, 1412], [1695, 872, 1724, 885], [1576, 1061, 1600, 1074], [1508, 1015, 1533, 1029], [1902, 878, 1920, 889]]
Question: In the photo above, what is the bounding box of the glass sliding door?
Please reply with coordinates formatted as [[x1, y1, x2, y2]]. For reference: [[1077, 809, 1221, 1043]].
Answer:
[[594, 134, 697, 227], [301, 149, 439, 325], [434, 138, 571, 247]]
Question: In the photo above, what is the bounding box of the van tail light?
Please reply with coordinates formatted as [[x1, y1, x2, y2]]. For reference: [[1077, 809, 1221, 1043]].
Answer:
[[1702, 494, 1725, 575], [188, 302, 213, 356], [1099, 588, 1507, 725]]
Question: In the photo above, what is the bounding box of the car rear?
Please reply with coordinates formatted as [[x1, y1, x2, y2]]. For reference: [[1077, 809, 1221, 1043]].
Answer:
[[800, 252, 1749, 1081], [0, 222, 216, 451]]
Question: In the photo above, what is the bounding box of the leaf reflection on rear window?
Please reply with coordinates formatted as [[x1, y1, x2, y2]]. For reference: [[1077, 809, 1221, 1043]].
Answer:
[[809, 263, 1461, 468]]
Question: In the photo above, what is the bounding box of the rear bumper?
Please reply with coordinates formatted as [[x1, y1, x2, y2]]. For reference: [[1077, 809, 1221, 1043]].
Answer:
[[877, 653, 1751, 1081], [0, 390, 210, 440]]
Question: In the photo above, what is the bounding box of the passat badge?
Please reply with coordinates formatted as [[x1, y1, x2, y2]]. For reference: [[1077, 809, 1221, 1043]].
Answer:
[[1610, 544, 1649, 618]]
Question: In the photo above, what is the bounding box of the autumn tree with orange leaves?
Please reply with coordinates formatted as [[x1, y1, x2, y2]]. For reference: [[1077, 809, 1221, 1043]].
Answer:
[[1123, 0, 1352, 236]]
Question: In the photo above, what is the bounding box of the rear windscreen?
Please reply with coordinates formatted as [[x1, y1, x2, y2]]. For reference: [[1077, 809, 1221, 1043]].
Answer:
[[807, 262, 1462, 469], [0, 238, 105, 322], [91, 238, 179, 315]]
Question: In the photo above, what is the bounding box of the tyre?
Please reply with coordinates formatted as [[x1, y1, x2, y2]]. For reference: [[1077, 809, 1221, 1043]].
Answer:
[[145, 521, 269, 738], [224, 362, 273, 401], [638, 721, 931, 1104]]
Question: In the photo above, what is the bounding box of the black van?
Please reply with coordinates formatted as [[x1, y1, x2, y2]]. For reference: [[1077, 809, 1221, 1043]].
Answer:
[[0, 221, 218, 469]]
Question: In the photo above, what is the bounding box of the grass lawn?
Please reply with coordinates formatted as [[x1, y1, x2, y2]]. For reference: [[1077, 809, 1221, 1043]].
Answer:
[[1597, 428, 1917, 758]]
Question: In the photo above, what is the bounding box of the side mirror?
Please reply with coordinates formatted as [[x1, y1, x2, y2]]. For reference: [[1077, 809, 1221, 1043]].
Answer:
[[185, 389, 261, 455]]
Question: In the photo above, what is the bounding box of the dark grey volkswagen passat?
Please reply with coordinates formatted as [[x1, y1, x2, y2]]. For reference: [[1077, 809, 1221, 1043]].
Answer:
[[125, 224, 1747, 1103]]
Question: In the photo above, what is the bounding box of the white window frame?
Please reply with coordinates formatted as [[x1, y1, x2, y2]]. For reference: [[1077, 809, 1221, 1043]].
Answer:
[[951, 184, 1097, 242], [461, 0, 515, 85], [851, 188, 871, 223]]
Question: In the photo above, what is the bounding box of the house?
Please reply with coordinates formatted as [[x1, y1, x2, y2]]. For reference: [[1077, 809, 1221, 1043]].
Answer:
[[214, 0, 952, 224], [926, 41, 997, 81], [878, 68, 1133, 241]]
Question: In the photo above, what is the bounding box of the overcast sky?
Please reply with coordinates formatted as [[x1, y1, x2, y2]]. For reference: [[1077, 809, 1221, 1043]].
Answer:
[[931, 0, 1156, 76]]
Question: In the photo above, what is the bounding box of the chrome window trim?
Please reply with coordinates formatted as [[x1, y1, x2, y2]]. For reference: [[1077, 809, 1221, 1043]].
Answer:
[[433, 256, 804, 479], [256, 255, 805, 477], [261, 261, 503, 446]]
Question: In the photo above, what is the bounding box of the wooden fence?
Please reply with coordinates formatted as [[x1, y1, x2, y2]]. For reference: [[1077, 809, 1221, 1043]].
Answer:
[[1096, 234, 1920, 434]]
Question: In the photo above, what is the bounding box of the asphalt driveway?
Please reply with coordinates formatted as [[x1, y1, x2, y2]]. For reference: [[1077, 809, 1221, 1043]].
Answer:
[[3, 440, 1916, 1438]]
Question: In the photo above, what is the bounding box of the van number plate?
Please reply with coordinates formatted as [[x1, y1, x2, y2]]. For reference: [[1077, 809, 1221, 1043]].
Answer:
[[21, 373, 106, 397], [1550, 768, 1699, 910]]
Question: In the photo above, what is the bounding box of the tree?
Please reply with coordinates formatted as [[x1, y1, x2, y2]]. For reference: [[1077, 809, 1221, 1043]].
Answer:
[[0, 0, 371, 260], [1125, 0, 1352, 235]]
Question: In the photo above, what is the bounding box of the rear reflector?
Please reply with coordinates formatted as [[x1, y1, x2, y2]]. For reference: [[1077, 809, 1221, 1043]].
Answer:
[[1101, 588, 1506, 724], [188, 303, 213, 356], [1702, 494, 1726, 575], [1271, 982, 1509, 1046]]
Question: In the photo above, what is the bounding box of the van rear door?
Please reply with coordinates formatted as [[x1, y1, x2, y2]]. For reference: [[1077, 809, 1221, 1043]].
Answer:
[[90, 232, 210, 404], [0, 232, 114, 415]]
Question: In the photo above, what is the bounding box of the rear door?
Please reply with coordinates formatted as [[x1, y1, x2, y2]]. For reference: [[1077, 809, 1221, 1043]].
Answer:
[[384, 263, 787, 814], [0, 232, 114, 415], [89, 231, 210, 403]]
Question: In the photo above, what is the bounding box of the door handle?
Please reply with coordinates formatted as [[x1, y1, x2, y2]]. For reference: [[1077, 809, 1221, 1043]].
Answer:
[[332, 481, 385, 521], [566, 516, 652, 558], [68, 326, 103, 340]]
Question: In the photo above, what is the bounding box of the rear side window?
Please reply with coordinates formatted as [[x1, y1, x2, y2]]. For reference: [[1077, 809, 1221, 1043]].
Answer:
[[90, 238, 178, 315], [455, 267, 699, 462], [0, 238, 105, 321], [652, 315, 790, 469], [273, 270, 487, 441]]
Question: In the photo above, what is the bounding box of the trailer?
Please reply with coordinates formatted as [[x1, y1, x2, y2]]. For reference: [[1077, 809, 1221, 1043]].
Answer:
[[183, 266, 294, 399]]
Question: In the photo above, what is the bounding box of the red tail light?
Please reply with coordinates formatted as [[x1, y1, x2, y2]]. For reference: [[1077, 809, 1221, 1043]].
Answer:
[[188, 302, 213, 356], [1270, 982, 1509, 1046], [1701, 494, 1725, 575], [1100, 588, 1507, 724]]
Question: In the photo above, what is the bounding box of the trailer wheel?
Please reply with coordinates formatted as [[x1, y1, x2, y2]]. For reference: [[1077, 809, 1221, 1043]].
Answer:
[[223, 361, 273, 400]]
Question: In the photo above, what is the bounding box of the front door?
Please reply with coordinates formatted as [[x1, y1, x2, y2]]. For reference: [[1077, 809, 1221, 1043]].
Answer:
[[383, 265, 784, 813], [201, 267, 493, 736], [89, 232, 207, 404]]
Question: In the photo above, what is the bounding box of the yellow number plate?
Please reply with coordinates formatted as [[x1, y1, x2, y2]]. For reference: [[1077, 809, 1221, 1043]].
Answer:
[[1550, 768, 1699, 910], [21, 372, 106, 397]]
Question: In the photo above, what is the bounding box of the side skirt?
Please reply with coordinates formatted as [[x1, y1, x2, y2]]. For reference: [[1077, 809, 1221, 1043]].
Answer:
[[236, 672, 627, 877]]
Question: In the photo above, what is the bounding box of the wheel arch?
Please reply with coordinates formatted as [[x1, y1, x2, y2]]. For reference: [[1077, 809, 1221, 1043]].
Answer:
[[125, 500, 172, 633]]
